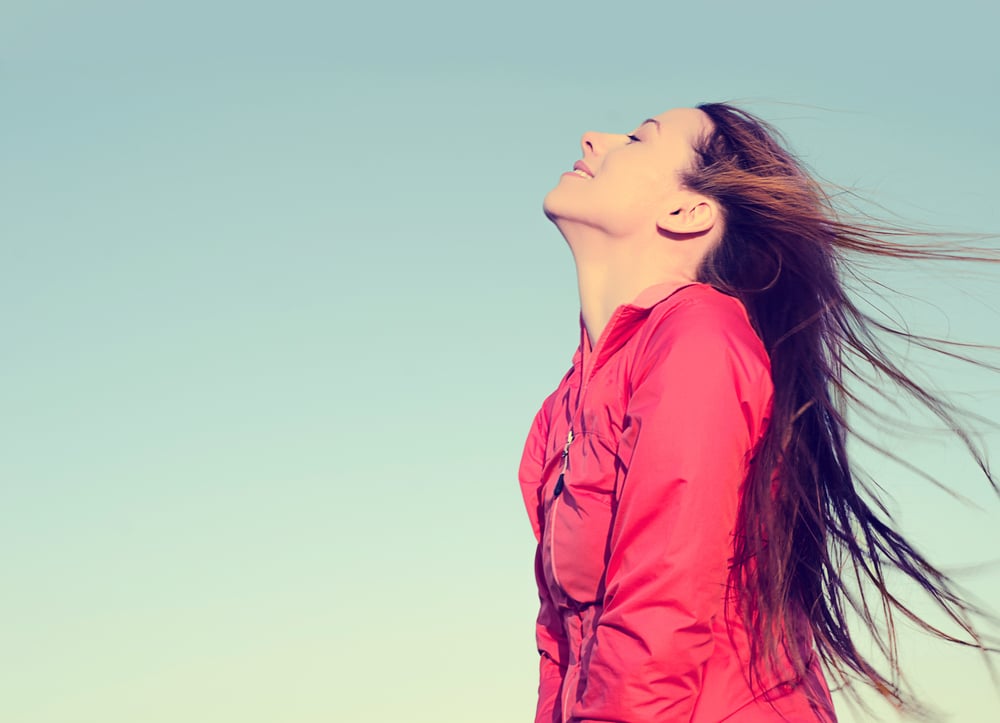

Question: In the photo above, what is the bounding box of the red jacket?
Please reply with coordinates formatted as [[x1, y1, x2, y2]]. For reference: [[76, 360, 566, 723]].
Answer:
[[519, 282, 837, 722]]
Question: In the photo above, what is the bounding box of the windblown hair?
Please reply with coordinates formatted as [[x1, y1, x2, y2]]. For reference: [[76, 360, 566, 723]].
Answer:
[[685, 102, 997, 714]]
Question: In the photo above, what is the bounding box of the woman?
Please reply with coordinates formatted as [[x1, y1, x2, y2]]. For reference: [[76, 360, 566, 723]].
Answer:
[[518, 104, 994, 722]]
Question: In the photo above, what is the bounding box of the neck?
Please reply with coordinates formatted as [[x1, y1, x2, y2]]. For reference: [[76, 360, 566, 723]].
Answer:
[[560, 223, 698, 346]]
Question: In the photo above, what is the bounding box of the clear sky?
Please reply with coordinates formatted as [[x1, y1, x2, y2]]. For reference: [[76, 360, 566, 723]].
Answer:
[[3, 1, 999, 721]]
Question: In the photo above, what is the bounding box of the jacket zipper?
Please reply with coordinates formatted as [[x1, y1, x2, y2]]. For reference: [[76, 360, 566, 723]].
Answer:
[[556, 427, 575, 723], [547, 427, 573, 600], [562, 663, 574, 723], [552, 322, 604, 721]]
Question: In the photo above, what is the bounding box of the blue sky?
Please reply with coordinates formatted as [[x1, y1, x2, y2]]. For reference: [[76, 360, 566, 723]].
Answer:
[[3, 1, 999, 720]]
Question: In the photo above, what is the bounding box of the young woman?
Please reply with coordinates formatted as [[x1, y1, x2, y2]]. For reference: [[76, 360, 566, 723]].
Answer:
[[518, 104, 994, 722]]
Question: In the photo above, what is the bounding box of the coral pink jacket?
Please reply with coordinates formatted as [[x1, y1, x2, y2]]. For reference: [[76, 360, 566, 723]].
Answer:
[[519, 282, 837, 722]]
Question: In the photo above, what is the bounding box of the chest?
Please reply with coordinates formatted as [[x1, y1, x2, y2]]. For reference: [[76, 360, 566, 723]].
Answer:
[[538, 358, 636, 606]]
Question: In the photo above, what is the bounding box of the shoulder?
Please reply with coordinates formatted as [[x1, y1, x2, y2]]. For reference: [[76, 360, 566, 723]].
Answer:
[[651, 283, 757, 334], [639, 284, 769, 369], [628, 284, 774, 440]]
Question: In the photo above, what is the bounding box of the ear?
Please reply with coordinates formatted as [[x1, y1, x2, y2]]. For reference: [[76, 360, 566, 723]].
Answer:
[[656, 195, 719, 236]]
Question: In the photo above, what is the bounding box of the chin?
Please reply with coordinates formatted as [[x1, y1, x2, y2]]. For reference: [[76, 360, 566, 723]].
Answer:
[[542, 186, 568, 223]]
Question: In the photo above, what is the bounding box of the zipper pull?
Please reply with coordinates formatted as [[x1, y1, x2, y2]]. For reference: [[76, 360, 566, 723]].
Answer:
[[562, 428, 574, 463], [554, 428, 573, 498]]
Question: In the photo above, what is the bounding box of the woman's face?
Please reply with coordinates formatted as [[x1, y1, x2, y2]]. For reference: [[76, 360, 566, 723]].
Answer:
[[543, 107, 711, 238]]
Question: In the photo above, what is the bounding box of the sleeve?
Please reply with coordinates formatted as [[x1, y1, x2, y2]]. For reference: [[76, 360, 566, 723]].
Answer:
[[518, 394, 570, 723], [570, 300, 772, 723]]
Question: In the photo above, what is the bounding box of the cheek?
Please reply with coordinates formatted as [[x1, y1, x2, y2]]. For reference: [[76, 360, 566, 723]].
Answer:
[[605, 153, 670, 197], [542, 159, 672, 234], [600, 169, 669, 218], [584, 183, 666, 236]]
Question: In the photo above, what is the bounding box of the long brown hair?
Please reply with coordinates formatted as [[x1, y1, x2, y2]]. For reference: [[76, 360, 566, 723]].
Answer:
[[686, 102, 998, 714]]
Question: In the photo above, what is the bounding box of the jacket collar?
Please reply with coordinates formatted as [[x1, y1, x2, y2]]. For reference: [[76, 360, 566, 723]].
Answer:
[[574, 280, 702, 380]]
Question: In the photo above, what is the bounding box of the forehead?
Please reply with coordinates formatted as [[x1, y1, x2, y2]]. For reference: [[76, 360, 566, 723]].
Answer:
[[649, 107, 712, 146]]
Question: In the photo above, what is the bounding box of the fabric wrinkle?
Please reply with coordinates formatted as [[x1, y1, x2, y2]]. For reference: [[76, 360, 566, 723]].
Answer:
[[519, 282, 837, 723]]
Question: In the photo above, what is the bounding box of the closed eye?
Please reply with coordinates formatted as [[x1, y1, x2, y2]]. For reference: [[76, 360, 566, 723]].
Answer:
[[626, 134, 640, 143]]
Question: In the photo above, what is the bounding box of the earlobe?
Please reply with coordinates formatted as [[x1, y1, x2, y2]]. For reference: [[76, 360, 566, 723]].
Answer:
[[657, 198, 718, 236]]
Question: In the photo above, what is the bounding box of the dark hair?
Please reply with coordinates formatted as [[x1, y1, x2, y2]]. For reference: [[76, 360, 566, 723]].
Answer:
[[684, 102, 998, 714]]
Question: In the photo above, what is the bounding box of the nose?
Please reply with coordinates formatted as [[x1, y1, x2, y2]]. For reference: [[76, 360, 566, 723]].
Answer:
[[580, 130, 623, 158], [580, 130, 606, 157]]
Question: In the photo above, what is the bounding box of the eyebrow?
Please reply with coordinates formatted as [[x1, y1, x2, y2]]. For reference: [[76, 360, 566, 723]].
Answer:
[[641, 118, 661, 132]]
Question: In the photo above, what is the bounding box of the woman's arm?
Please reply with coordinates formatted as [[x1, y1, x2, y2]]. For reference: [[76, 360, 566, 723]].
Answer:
[[571, 297, 773, 722], [519, 395, 570, 723]]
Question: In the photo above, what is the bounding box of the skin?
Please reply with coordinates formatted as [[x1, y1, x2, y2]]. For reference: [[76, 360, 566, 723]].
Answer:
[[543, 107, 722, 347]]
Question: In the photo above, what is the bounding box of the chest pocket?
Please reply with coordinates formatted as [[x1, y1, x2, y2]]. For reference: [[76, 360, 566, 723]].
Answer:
[[545, 431, 618, 606]]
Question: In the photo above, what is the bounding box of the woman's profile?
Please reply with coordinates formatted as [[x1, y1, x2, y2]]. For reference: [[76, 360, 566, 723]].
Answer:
[[518, 104, 996, 722]]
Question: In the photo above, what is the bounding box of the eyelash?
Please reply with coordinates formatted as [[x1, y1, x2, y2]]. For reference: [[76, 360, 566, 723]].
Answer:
[[626, 134, 640, 143]]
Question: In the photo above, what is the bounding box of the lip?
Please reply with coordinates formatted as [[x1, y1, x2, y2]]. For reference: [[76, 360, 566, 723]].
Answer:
[[573, 161, 594, 178]]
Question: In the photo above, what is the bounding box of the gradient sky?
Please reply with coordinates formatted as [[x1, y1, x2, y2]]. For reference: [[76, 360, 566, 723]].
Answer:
[[3, 1, 999, 721]]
